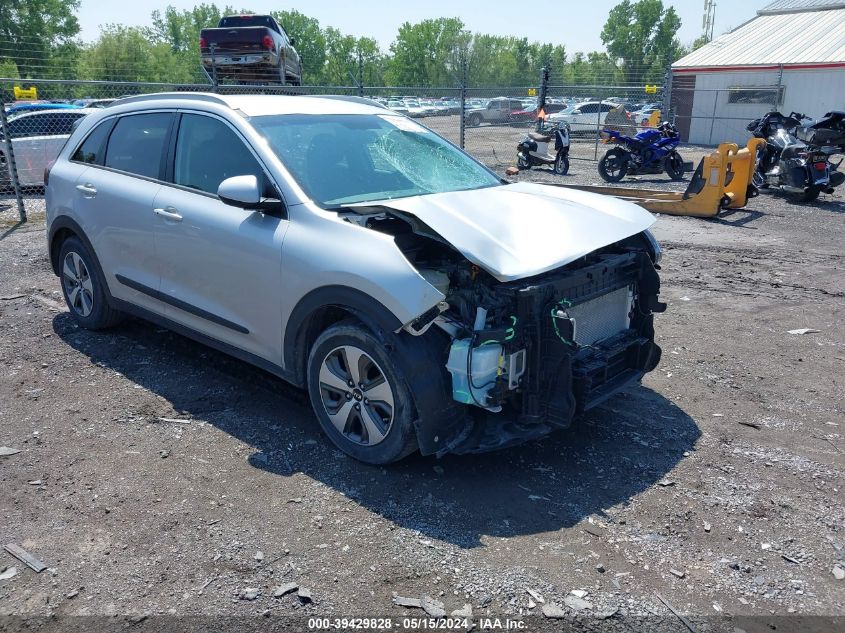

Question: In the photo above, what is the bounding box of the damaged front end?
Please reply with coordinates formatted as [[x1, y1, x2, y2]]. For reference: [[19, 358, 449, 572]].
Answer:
[[342, 203, 666, 456], [438, 245, 665, 454]]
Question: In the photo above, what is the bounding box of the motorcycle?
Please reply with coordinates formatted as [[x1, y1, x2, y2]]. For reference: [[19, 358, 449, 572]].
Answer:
[[516, 121, 571, 175], [597, 121, 686, 182], [747, 111, 845, 203]]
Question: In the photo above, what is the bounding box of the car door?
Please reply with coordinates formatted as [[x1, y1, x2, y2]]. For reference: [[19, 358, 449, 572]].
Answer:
[[153, 112, 288, 362], [7, 114, 44, 186], [574, 103, 598, 132], [73, 111, 174, 314]]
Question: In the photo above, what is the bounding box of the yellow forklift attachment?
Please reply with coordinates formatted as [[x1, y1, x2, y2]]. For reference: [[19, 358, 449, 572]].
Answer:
[[556, 138, 766, 217]]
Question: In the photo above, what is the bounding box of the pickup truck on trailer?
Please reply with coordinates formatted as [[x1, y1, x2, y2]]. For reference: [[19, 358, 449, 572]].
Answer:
[[200, 14, 302, 85]]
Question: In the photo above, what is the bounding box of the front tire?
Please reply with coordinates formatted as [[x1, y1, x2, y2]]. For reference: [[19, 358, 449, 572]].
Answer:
[[598, 148, 628, 182], [58, 236, 123, 330], [665, 151, 685, 181], [553, 151, 570, 175], [517, 152, 530, 170], [307, 320, 418, 464]]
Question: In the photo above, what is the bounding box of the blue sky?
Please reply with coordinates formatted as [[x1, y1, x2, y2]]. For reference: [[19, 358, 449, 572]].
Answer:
[[77, 0, 762, 53]]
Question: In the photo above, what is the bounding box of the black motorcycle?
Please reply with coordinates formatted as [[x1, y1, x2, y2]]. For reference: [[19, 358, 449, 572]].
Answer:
[[747, 111, 845, 202]]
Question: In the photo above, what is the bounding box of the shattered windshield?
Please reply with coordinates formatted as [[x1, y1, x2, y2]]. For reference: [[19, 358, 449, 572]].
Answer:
[[251, 113, 501, 207]]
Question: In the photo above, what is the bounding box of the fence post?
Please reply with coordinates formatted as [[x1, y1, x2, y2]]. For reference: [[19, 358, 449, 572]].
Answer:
[[663, 64, 673, 123], [209, 43, 219, 92], [459, 56, 467, 150], [0, 96, 26, 223], [536, 65, 549, 132], [774, 63, 784, 109], [707, 90, 719, 145], [357, 51, 364, 98]]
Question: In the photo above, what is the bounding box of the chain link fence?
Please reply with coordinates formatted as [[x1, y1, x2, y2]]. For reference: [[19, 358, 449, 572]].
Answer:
[[1, 71, 685, 222]]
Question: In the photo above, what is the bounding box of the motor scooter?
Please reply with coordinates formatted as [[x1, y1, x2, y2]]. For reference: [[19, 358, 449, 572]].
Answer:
[[516, 122, 571, 174]]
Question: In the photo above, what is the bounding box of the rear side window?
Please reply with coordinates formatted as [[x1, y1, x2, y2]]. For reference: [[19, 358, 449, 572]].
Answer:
[[105, 113, 172, 179], [6, 116, 38, 139], [172, 114, 266, 196], [40, 112, 87, 135], [71, 120, 113, 165]]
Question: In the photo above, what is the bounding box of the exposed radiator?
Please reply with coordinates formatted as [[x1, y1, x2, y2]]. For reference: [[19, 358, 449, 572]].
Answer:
[[567, 285, 633, 346]]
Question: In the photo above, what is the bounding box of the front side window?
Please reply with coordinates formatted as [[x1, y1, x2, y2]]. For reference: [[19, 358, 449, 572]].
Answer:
[[173, 114, 266, 196], [252, 113, 501, 207], [104, 113, 172, 179]]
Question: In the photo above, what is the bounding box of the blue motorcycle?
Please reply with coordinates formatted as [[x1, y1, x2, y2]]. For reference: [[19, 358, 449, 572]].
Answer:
[[598, 122, 686, 182]]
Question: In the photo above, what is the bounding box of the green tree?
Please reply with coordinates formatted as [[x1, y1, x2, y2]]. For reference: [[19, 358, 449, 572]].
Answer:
[[600, 0, 682, 84], [387, 18, 468, 86], [272, 10, 325, 84], [0, 0, 80, 77], [77, 24, 195, 84]]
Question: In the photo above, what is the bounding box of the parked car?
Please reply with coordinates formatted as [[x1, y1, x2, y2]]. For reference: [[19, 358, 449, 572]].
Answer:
[[71, 98, 117, 109], [6, 102, 82, 118], [45, 93, 664, 464], [200, 14, 301, 85], [1, 108, 94, 187], [464, 97, 526, 126], [549, 101, 620, 135], [386, 100, 409, 115]]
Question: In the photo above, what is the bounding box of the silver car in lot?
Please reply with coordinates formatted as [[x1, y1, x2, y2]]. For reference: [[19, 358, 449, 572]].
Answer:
[[45, 93, 665, 463], [2, 108, 94, 186]]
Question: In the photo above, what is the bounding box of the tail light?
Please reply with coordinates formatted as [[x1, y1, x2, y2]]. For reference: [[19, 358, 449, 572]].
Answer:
[[814, 162, 827, 170], [44, 159, 55, 187], [262, 35, 274, 50], [199, 37, 206, 49]]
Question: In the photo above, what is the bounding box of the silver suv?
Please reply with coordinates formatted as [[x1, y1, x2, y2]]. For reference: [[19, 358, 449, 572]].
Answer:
[[46, 93, 665, 463]]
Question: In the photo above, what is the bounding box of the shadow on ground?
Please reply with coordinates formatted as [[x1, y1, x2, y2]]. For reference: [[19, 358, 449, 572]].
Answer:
[[55, 312, 700, 548]]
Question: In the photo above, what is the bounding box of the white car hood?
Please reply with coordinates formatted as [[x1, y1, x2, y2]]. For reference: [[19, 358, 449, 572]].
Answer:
[[352, 182, 655, 282]]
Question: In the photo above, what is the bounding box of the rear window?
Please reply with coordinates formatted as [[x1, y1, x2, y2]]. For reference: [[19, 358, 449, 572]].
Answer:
[[219, 15, 275, 29], [71, 120, 114, 165], [104, 113, 172, 179]]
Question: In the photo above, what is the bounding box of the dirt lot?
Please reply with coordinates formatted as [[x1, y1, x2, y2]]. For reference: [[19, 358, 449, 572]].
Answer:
[[1, 164, 843, 631]]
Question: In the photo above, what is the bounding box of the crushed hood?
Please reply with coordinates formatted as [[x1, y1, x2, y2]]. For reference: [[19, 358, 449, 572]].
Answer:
[[350, 182, 655, 282]]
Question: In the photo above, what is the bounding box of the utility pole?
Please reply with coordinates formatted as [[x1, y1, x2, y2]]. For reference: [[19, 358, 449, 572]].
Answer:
[[702, 0, 717, 43]]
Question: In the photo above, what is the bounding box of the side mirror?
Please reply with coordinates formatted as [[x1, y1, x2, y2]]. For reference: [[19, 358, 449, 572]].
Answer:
[[290, 37, 296, 46], [218, 175, 283, 212], [572, 110, 581, 115]]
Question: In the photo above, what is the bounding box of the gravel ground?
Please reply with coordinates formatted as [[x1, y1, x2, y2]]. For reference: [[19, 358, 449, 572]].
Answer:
[[0, 160, 843, 632]]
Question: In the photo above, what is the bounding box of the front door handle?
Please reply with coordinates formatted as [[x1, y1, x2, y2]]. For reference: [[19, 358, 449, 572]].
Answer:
[[153, 207, 183, 222], [76, 183, 97, 197]]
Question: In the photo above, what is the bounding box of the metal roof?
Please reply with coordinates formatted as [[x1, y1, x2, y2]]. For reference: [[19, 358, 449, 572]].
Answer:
[[673, 6, 845, 68], [759, 0, 845, 14]]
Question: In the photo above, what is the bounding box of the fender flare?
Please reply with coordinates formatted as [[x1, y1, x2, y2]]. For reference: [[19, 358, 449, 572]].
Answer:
[[284, 285, 402, 385], [284, 286, 468, 455], [47, 216, 96, 276]]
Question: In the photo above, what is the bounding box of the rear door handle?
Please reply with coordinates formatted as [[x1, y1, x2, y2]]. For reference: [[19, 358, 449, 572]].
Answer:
[[76, 183, 97, 197], [153, 207, 183, 222]]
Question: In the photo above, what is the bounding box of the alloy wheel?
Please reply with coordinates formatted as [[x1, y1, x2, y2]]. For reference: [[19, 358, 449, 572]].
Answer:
[[318, 345, 395, 446], [62, 251, 94, 317]]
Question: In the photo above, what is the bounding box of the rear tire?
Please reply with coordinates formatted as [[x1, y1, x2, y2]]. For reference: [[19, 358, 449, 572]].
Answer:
[[598, 148, 628, 182], [665, 151, 685, 180], [468, 113, 481, 127], [553, 151, 570, 175], [58, 236, 124, 330], [307, 320, 418, 464]]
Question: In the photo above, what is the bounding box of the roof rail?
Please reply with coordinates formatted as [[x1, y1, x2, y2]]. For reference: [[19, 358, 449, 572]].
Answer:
[[303, 94, 388, 109], [111, 92, 230, 107]]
